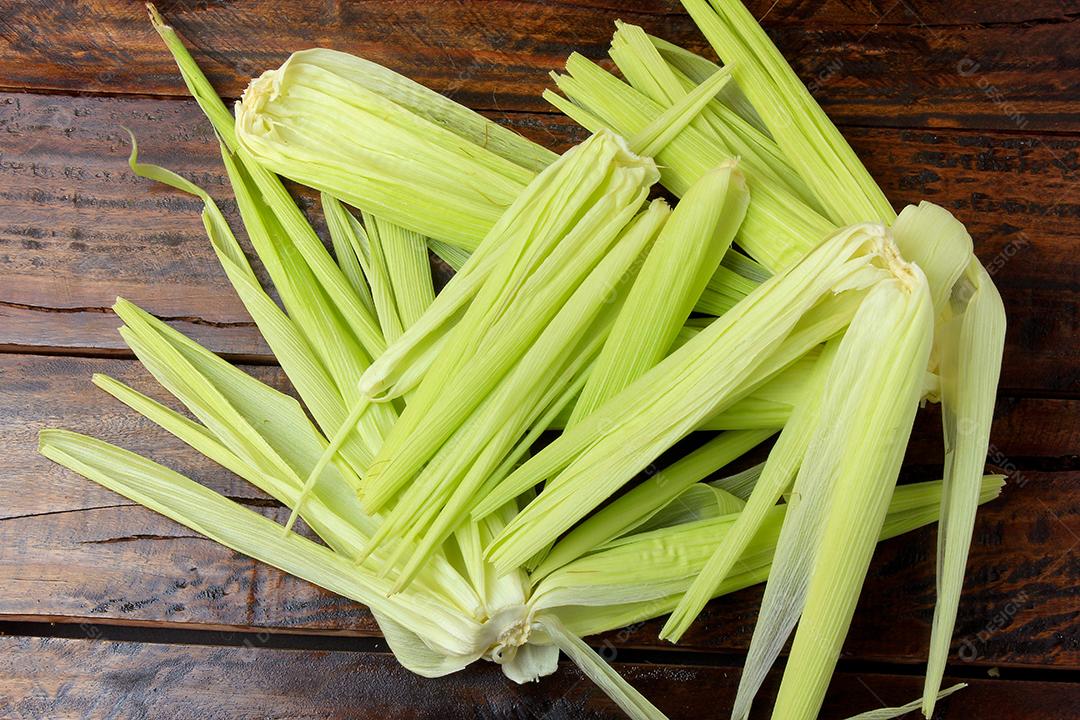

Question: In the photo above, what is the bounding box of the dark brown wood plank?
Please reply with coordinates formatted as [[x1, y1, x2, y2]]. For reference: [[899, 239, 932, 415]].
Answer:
[[0, 1, 1076, 132], [0, 91, 271, 358], [739, 0, 1079, 26], [2, 93, 1078, 393], [907, 396, 1080, 463], [0, 635, 1076, 720], [764, 20, 1079, 133], [2, 352, 1077, 667]]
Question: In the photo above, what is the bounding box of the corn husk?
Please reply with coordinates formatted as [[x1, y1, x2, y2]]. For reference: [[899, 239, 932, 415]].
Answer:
[[427, 238, 471, 272], [31, 10, 1010, 720], [545, 52, 833, 272], [666, 4, 1007, 707], [234, 49, 539, 250], [533, 477, 1004, 637], [322, 193, 377, 315], [845, 684, 966, 720], [359, 130, 658, 515], [646, 32, 765, 132], [571, 162, 749, 422], [679, 0, 894, 226], [610, 21, 818, 212], [484, 224, 907, 573], [922, 258, 1006, 714], [532, 428, 774, 580], [125, 140, 391, 482], [731, 259, 934, 720], [368, 199, 668, 590], [659, 339, 837, 641]]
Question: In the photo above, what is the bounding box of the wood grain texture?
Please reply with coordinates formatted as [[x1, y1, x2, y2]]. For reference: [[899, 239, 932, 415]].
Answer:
[[2, 93, 1077, 392], [1, 0, 1077, 713], [0, 1, 1076, 131], [1, 635, 1079, 720], [2, 352, 1077, 668]]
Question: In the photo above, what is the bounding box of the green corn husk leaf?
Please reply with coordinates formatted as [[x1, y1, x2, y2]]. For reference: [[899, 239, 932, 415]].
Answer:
[[114, 299, 311, 491], [619, 14, 1004, 707], [235, 49, 537, 251], [733, 263, 934, 720], [116, 295, 351, 538], [545, 52, 834, 271], [888, 200, 1006, 715], [238, 150, 389, 362], [360, 130, 658, 513], [548, 341, 813, 432], [476, 283, 861, 526], [276, 47, 760, 325], [356, 230, 528, 403], [680, 0, 894, 226], [659, 340, 838, 642], [711, 462, 764, 501], [923, 259, 1006, 715], [325, 197, 436, 345], [370, 199, 668, 591], [428, 238, 471, 272], [424, 245, 765, 322], [38, 430, 489, 663], [91, 373, 376, 554], [322, 193, 376, 316], [356, 131, 657, 406], [626, 61, 736, 157], [155, 4, 759, 342], [533, 477, 1004, 637], [376, 218, 437, 331], [634, 483, 746, 535], [698, 350, 813, 430], [376, 202, 668, 566], [611, 21, 818, 212], [549, 368, 791, 432], [571, 162, 749, 423], [89, 340, 479, 616], [125, 141, 387, 478], [484, 224, 900, 573], [359, 209, 407, 343], [646, 32, 765, 131], [349, 209, 439, 344], [891, 202, 973, 320], [469, 335, 605, 509], [695, 263, 760, 316], [536, 615, 667, 720], [218, 148, 388, 417], [147, 5, 235, 148], [152, 11, 387, 363], [287, 47, 555, 173], [723, 247, 771, 283], [93, 361, 360, 537], [845, 684, 966, 720], [532, 428, 773, 580]]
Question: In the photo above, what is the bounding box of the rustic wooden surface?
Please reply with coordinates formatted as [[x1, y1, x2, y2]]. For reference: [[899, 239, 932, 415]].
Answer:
[[3, 635, 1080, 720], [0, 0, 1077, 718]]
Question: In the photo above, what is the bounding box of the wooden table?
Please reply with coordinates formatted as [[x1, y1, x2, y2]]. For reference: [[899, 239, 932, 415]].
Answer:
[[0, 1, 1077, 717]]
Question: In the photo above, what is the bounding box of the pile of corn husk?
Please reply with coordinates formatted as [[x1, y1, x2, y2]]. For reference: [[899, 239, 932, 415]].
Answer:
[[40, 2, 1005, 718]]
